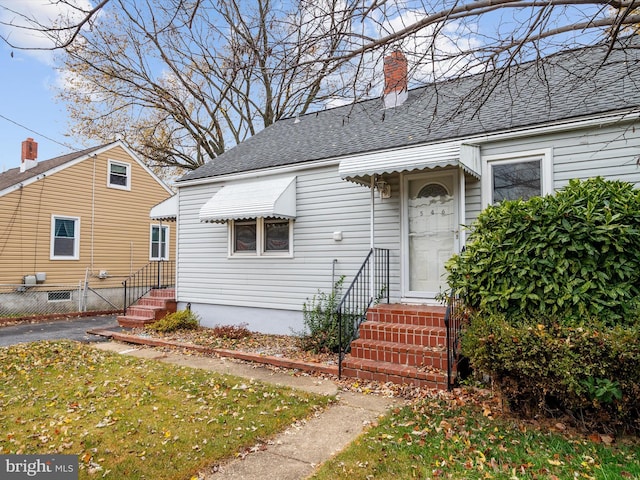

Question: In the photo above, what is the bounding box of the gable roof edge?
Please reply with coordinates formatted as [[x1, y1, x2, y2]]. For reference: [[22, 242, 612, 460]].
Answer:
[[0, 140, 174, 198], [109, 141, 174, 195]]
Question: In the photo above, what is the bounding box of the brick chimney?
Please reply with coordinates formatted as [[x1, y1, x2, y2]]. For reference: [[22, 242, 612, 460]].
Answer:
[[383, 50, 408, 109], [20, 138, 38, 173]]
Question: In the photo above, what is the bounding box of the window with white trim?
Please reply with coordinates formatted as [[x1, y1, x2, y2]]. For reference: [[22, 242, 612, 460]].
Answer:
[[230, 218, 293, 256], [150, 224, 169, 260], [108, 160, 131, 190], [51, 215, 80, 260], [482, 150, 553, 206]]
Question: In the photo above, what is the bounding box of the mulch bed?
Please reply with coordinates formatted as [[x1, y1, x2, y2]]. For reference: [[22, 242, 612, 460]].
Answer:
[[129, 326, 443, 401]]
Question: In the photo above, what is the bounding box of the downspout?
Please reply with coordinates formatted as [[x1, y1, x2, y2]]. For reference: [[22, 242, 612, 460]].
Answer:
[[370, 176, 375, 300], [370, 176, 375, 249], [91, 154, 97, 275]]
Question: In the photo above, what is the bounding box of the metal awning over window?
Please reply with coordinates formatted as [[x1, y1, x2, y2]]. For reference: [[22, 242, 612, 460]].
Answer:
[[150, 195, 177, 221], [199, 176, 296, 223], [339, 142, 480, 185]]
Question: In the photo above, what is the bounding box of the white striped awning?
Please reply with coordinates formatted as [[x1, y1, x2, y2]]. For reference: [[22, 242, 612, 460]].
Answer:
[[199, 176, 296, 223], [339, 142, 480, 185]]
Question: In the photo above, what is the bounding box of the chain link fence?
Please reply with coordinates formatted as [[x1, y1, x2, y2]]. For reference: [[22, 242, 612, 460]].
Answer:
[[0, 282, 122, 323]]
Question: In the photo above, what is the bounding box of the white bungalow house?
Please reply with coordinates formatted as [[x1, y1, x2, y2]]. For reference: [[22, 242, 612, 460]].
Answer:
[[167, 38, 640, 388]]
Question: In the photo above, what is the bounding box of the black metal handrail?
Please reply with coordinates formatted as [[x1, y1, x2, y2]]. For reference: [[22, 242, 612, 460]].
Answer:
[[122, 260, 175, 314], [444, 293, 469, 390], [337, 247, 390, 378]]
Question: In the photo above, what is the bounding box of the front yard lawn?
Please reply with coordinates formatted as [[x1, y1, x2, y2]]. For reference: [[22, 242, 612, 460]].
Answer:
[[0, 341, 330, 480], [310, 389, 640, 479]]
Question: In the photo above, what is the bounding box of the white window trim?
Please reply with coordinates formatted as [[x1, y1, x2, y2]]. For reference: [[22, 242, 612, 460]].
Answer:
[[50, 215, 80, 260], [149, 224, 170, 261], [228, 218, 294, 258], [107, 159, 131, 190], [481, 149, 553, 207]]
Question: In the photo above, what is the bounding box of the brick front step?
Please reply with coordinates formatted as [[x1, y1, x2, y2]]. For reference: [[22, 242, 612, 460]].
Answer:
[[150, 288, 176, 299], [342, 303, 451, 390], [137, 297, 171, 308], [341, 357, 448, 390], [116, 315, 159, 328], [366, 304, 446, 327], [350, 339, 447, 369], [117, 288, 177, 328], [358, 321, 446, 348]]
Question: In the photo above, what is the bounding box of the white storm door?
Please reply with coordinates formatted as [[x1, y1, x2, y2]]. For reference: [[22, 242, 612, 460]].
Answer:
[[405, 171, 459, 298]]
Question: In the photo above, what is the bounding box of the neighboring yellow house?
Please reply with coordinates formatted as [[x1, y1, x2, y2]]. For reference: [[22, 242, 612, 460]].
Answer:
[[0, 138, 174, 317]]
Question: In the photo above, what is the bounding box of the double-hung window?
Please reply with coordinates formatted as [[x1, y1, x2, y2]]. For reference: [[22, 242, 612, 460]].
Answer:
[[51, 215, 80, 260], [108, 160, 131, 190], [482, 150, 553, 206], [150, 224, 169, 260], [230, 218, 292, 256]]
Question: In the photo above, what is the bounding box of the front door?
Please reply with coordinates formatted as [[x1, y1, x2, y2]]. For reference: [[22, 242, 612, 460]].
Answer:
[[405, 171, 459, 299]]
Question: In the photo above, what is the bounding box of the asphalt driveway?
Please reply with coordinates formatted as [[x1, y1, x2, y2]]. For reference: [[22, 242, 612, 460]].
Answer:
[[0, 315, 121, 347]]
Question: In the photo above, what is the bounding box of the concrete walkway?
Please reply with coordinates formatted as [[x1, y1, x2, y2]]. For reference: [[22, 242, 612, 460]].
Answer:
[[93, 341, 403, 480]]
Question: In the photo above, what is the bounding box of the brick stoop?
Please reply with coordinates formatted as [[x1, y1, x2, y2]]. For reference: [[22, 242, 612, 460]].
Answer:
[[117, 288, 177, 328], [341, 304, 449, 390]]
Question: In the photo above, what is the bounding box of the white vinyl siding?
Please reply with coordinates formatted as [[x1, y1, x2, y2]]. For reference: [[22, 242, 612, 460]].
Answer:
[[465, 121, 640, 225], [177, 165, 401, 312]]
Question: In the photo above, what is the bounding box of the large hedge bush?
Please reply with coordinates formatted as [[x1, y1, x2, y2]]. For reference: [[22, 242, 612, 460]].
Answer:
[[447, 177, 640, 325], [461, 314, 640, 430], [447, 178, 640, 430]]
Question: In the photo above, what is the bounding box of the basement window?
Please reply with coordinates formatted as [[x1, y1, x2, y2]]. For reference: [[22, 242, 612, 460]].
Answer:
[[48, 291, 72, 302]]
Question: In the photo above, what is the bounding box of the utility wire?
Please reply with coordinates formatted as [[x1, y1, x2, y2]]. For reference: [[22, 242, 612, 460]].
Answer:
[[0, 112, 74, 150]]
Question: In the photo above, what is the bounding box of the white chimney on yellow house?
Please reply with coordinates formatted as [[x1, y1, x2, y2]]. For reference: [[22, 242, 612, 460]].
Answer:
[[20, 137, 38, 173]]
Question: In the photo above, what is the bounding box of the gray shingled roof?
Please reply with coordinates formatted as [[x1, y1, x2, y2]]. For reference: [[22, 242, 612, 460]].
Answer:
[[179, 37, 640, 183], [0, 144, 105, 192]]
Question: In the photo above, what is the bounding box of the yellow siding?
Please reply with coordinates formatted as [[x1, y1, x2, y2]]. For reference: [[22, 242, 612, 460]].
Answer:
[[0, 145, 174, 287]]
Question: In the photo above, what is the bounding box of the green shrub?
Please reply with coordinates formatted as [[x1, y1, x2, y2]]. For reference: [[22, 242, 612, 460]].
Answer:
[[448, 178, 640, 431], [446, 177, 640, 325], [460, 314, 640, 430], [148, 309, 200, 333], [293, 276, 353, 353]]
